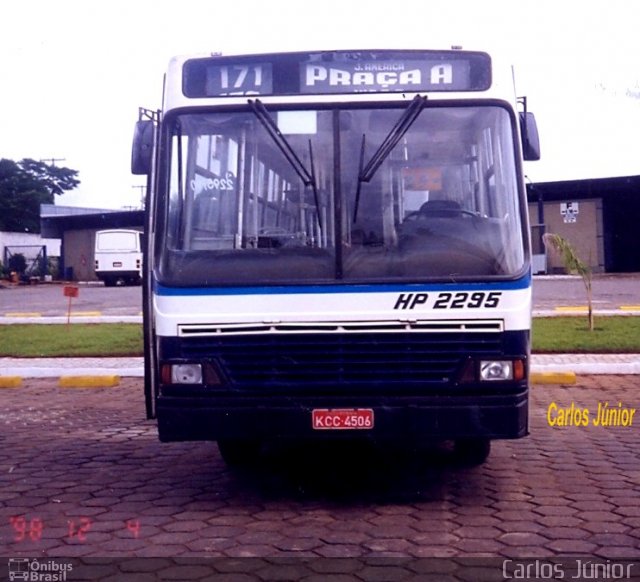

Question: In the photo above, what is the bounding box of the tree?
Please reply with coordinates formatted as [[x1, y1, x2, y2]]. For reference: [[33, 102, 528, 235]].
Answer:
[[8, 253, 27, 275], [0, 158, 80, 233], [542, 233, 594, 331]]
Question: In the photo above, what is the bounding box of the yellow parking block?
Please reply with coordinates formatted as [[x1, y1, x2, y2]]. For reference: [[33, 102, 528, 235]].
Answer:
[[554, 306, 588, 312], [69, 311, 103, 316], [531, 371, 577, 385], [620, 305, 640, 311], [58, 375, 120, 388], [0, 376, 22, 388], [4, 312, 42, 317]]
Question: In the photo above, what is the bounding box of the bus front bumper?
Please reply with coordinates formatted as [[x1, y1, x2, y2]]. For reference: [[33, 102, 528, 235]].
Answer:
[[156, 392, 528, 443]]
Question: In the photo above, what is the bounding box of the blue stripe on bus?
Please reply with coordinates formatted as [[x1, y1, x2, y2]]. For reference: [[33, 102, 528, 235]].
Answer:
[[154, 273, 531, 296]]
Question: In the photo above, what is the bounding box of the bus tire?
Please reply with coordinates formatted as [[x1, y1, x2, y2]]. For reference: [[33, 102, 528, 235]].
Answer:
[[217, 439, 261, 467], [454, 438, 491, 466]]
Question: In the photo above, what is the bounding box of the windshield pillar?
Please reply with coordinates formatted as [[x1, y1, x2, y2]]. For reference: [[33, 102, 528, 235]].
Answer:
[[332, 110, 344, 279]]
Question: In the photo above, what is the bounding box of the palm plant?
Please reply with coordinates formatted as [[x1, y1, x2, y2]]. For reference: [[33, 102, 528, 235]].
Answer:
[[542, 233, 594, 331]]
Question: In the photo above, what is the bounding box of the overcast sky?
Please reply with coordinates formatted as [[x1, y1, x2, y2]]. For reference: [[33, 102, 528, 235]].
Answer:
[[2, 0, 639, 209]]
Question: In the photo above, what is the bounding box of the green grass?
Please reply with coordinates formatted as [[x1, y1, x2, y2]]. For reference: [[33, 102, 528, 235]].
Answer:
[[532, 316, 640, 353], [0, 324, 143, 357], [0, 318, 638, 357]]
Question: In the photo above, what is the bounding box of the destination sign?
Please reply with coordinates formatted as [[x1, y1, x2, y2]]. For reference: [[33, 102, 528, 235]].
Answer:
[[183, 50, 491, 98], [301, 60, 470, 93]]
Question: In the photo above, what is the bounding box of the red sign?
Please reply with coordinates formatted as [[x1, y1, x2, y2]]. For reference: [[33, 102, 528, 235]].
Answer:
[[63, 285, 79, 298]]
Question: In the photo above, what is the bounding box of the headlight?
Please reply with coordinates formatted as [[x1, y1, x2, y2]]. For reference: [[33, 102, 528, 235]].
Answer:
[[170, 363, 203, 384], [161, 361, 224, 386], [459, 358, 526, 384], [480, 360, 514, 381]]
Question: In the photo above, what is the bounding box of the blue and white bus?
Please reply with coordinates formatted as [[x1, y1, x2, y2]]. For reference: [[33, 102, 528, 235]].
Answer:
[[132, 48, 540, 466]]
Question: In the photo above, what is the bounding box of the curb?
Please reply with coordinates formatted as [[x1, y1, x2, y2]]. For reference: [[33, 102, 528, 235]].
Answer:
[[0, 371, 598, 387], [2, 357, 638, 386]]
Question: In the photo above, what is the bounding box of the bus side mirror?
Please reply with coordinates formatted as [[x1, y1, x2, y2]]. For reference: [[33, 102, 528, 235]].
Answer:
[[519, 111, 541, 161], [132, 120, 155, 175]]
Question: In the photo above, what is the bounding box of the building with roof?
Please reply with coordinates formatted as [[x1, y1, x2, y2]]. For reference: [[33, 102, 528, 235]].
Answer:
[[40, 204, 144, 281], [527, 175, 640, 273]]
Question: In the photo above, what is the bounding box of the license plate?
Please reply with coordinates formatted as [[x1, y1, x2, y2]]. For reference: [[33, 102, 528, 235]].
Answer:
[[112, 262, 123, 268], [312, 408, 374, 430]]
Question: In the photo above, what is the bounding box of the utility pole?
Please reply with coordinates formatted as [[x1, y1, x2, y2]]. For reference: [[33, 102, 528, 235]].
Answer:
[[39, 157, 66, 166], [132, 185, 146, 209]]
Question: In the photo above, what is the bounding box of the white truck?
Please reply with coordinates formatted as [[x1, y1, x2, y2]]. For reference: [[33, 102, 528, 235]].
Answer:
[[94, 229, 143, 286]]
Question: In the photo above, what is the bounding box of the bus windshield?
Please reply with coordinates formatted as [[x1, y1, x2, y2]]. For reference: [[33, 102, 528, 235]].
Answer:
[[158, 103, 525, 286]]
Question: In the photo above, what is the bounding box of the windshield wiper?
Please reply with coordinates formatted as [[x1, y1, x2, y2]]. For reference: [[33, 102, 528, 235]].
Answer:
[[248, 99, 322, 230], [353, 94, 427, 222]]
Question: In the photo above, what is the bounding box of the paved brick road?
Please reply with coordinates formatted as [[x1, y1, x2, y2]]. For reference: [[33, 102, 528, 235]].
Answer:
[[0, 376, 638, 577]]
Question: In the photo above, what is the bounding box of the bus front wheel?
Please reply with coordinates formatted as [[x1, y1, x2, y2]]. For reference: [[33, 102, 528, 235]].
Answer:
[[217, 439, 261, 467], [454, 438, 491, 466]]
